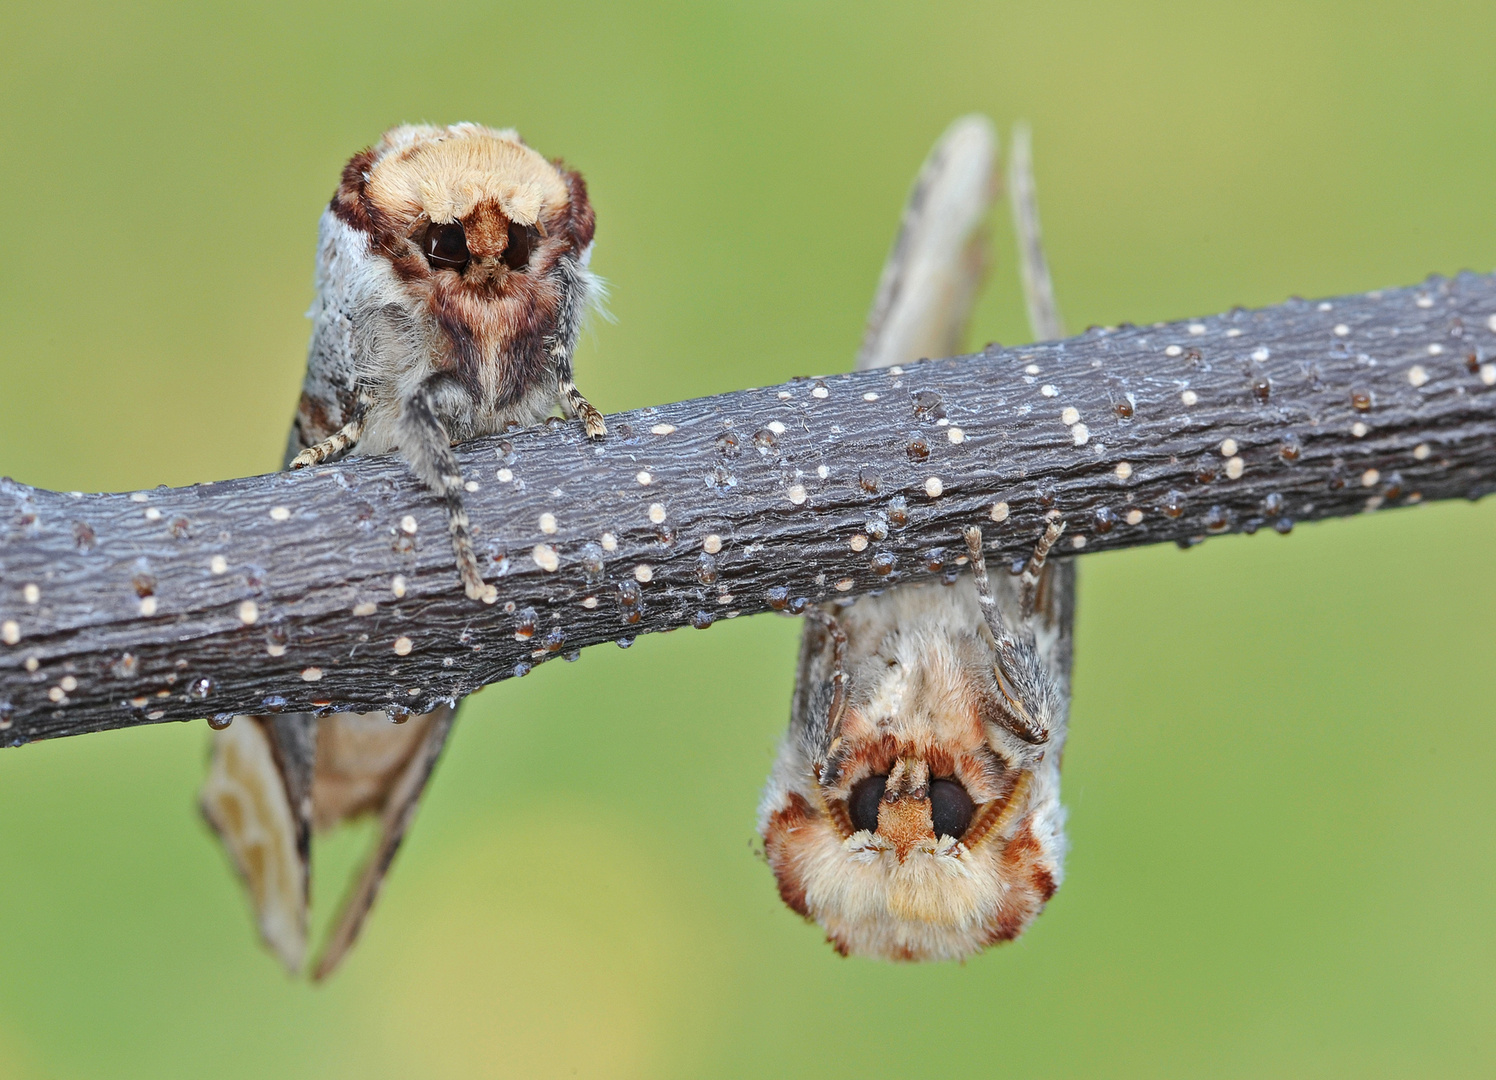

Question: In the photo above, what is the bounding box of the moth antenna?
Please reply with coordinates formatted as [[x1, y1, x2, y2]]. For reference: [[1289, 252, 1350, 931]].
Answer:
[[1008, 122, 1065, 342]]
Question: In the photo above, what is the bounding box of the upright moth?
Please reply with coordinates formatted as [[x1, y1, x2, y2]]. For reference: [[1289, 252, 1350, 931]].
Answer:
[[200, 123, 605, 978], [759, 118, 1078, 959]]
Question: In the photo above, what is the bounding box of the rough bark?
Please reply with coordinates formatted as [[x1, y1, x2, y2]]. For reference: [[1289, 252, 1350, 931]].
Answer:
[[2, 272, 1494, 745]]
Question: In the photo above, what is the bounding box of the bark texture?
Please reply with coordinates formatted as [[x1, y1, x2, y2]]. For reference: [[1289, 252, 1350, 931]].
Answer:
[[2, 272, 1494, 744]]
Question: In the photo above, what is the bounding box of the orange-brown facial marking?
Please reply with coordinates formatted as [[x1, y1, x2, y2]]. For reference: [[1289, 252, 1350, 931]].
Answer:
[[461, 199, 510, 263], [876, 795, 935, 861]]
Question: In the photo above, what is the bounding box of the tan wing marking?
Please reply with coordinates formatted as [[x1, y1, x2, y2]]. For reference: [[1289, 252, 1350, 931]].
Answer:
[[200, 718, 308, 972], [855, 114, 997, 373]]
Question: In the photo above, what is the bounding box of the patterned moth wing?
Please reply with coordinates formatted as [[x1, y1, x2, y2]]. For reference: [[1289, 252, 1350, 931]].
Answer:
[[758, 117, 1079, 959], [202, 123, 604, 978]]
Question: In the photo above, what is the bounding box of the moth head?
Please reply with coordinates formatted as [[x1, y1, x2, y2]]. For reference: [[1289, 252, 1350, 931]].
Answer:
[[328, 122, 595, 302], [759, 586, 1066, 961]]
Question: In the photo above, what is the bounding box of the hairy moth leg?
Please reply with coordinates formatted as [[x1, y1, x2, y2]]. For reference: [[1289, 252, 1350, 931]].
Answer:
[[558, 378, 606, 438], [289, 414, 364, 469], [398, 372, 491, 602], [962, 525, 1054, 745]]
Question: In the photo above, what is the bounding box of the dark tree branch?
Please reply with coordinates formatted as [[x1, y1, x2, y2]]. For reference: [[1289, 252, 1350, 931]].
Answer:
[[2, 273, 1494, 744]]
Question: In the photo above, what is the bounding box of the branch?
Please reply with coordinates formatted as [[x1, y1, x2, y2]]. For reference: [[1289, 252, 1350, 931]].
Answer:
[[3, 273, 1494, 744]]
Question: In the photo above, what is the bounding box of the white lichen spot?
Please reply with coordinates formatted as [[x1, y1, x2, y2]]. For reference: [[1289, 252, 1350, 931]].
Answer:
[[1333, 324, 1350, 337], [835, 578, 854, 592], [480, 584, 497, 605], [601, 532, 618, 552], [146, 710, 164, 720], [238, 600, 259, 626], [1040, 384, 1058, 397], [648, 502, 667, 524], [533, 544, 560, 572], [1181, 390, 1199, 406], [48, 686, 64, 703], [23, 656, 38, 672], [863, 391, 880, 402], [636, 470, 653, 486], [22, 584, 39, 605], [1416, 295, 1434, 308], [1061, 406, 1080, 426], [650, 422, 677, 436], [581, 595, 599, 609], [353, 601, 377, 617], [301, 667, 323, 682], [1, 620, 20, 646], [1070, 423, 1090, 446], [1024, 364, 1040, 375], [1413, 443, 1430, 460], [702, 534, 722, 554], [817, 464, 830, 479], [1165, 345, 1183, 357], [634, 563, 653, 583], [270, 506, 291, 522], [144, 507, 162, 521], [776, 390, 792, 400], [130, 493, 149, 504], [947, 427, 965, 444], [889, 366, 904, 375], [1318, 302, 1333, 312], [497, 468, 514, 482], [1427, 344, 1444, 356], [1361, 468, 1381, 488], [1219, 438, 1239, 457], [539, 512, 559, 534], [1188, 323, 1206, 335], [1408, 364, 1430, 387], [1070, 535, 1087, 550], [1225, 456, 1245, 480], [767, 421, 787, 435], [393, 636, 413, 656], [1251, 347, 1270, 362], [210, 555, 228, 575], [850, 533, 869, 552], [464, 480, 480, 493], [1365, 495, 1385, 512], [1481, 363, 1496, 386], [812, 385, 829, 399], [924, 476, 944, 498], [139, 596, 158, 617], [787, 484, 808, 505], [400, 515, 419, 535], [391, 575, 407, 598], [1125, 509, 1143, 525], [1352, 422, 1369, 438], [990, 502, 1009, 522], [1114, 461, 1133, 481], [1225, 328, 1242, 338]]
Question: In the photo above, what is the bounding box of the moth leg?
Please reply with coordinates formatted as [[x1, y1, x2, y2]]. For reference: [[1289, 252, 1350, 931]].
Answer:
[[1017, 520, 1066, 620], [289, 415, 364, 469], [311, 705, 456, 981], [962, 525, 1051, 745], [558, 378, 606, 439], [802, 607, 852, 783], [398, 372, 492, 603]]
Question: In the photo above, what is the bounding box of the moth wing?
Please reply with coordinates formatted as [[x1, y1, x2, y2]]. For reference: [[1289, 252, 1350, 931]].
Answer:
[[310, 705, 457, 981], [288, 208, 371, 461], [200, 714, 318, 972], [855, 114, 998, 373]]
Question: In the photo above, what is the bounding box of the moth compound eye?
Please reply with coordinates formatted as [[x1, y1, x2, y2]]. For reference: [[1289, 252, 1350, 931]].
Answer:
[[848, 774, 888, 834], [423, 223, 470, 272], [929, 778, 975, 841], [502, 221, 538, 271]]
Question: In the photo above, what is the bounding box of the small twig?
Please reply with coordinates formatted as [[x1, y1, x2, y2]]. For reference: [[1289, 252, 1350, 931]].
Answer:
[[2, 273, 1494, 743]]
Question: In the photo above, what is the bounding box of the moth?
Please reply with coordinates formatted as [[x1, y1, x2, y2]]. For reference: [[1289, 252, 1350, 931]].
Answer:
[[200, 123, 605, 978], [758, 118, 1078, 959]]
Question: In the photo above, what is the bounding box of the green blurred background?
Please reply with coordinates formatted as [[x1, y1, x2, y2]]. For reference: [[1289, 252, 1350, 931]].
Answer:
[[2, 2, 1494, 1076]]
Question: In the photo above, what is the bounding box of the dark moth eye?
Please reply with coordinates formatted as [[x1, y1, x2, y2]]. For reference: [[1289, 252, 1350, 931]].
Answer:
[[929, 778, 975, 840], [502, 220, 539, 271], [422, 223, 470, 272], [848, 774, 887, 834]]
